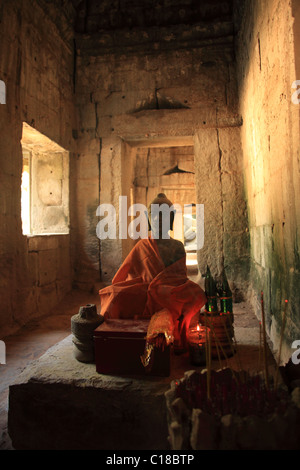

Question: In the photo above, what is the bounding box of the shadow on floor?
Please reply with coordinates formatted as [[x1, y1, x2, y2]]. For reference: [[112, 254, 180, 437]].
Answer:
[[0, 289, 100, 449]]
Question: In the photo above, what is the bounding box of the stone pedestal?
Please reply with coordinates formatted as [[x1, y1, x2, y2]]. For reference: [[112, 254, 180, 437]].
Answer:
[[8, 336, 189, 450]]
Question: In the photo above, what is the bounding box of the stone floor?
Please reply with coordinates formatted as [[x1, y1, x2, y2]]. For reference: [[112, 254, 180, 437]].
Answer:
[[0, 289, 100, 450], [0, 288, 278, 450]]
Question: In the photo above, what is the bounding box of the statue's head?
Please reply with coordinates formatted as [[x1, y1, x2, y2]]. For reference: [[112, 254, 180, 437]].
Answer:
[[148, 193, 175, 238]]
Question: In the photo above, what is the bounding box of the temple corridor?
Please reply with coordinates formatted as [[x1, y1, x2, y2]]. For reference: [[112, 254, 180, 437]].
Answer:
[[0, 0, 300, 451]]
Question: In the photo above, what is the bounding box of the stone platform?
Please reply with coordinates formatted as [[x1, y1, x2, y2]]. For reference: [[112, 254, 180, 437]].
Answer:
[[7, 303, 277, 450], [8, 335, 193, 450]]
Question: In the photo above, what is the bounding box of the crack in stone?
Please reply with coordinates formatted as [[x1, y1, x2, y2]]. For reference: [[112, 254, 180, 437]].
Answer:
[[216, 125, 225, 273]]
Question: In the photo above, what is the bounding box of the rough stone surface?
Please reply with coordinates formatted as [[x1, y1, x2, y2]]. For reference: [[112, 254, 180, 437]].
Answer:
[[194, 127, 249, 294], [190, 408, 217, 450], [73, 0, 234, 37], [235, 0, 300, 362], [0, 0, 77, 338], [8, 335, 172, 450]]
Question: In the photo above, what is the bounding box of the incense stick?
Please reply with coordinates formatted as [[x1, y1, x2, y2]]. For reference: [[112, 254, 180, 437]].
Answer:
[[258, 321, 262, 372], [233, 327, 244, 372], [204, 313, 239, 383], [261, 291, 269, 389], [204, 311, 211, 400], [207, 328, 212, 400], [275, 299, 288, 390], [214, 328, 223, 370], [222, 313, 240, 368]]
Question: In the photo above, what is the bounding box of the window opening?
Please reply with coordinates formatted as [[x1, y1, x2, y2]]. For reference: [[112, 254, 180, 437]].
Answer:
[[21, 123, 69, 236]]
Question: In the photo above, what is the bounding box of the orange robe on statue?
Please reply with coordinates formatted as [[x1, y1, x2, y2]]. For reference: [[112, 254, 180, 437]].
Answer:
[[99, 237, 207, 347]]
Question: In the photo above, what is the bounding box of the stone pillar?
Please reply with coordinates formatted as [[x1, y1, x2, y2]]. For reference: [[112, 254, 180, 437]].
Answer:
[[194, 127, 249, 297], [73, 132, 102, 290], [99, 137, 123, 281], [194, 129, 224, 279]]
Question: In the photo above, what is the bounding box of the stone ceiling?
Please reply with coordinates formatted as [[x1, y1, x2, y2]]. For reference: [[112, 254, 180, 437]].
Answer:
[[71, 0, 234, 35], [70, 0, 236, 57]]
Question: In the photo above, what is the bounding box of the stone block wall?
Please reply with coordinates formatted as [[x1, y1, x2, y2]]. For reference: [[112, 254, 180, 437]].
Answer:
[[194, 126, 249, 294], [75, 19, 249, 291], [235, 0, 300, 362], [0, 0, 77, 337], [0, 0, 258, 335]]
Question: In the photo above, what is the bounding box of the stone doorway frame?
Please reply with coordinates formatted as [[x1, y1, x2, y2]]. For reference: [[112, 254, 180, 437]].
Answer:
[[98, 106, 243, 282], [99, 133, 195, 281]]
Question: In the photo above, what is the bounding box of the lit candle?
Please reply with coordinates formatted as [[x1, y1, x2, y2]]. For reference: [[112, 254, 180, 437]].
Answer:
[[188, 324, 209, 366]]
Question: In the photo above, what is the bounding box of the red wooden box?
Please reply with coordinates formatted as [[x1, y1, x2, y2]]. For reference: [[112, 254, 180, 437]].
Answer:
[[94, 318, 170, 377]]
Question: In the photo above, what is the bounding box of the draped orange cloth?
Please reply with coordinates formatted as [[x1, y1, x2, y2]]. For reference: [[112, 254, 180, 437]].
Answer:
[[99, 237, 207, 348]]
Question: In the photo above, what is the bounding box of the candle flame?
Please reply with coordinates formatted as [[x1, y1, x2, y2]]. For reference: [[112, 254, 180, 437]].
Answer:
[[197, 324, 200, 331]]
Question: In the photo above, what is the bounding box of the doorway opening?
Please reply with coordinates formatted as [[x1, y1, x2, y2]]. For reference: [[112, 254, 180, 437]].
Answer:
[[132, 145, 198, 269]]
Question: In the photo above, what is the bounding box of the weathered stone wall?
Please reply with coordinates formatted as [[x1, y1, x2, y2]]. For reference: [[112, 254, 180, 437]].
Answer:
[[235, 0, 300, 362], [194, 126, 249, 295], [0, 0, 77, 337]]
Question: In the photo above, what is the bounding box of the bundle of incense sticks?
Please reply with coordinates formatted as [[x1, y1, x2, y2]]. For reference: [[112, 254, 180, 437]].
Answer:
[[174, 369, 289, 418], [178, 292, 290, 417], [204, 311, 211, 400], [203, 311, 241, 369]]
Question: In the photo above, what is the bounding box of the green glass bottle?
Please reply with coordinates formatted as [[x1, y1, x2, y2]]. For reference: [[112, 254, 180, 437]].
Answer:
[[218, 269, 233, 323], [204, 265, 218, 314]]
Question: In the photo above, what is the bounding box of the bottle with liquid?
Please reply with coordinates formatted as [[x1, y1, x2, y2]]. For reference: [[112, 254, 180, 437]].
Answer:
[[204, 265, 218, 314], [218, 269, 233, 323]]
